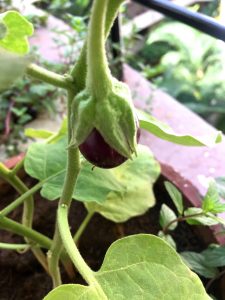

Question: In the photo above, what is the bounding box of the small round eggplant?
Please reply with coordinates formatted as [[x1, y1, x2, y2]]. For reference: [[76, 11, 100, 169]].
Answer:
[[79, 125, 141, 169]]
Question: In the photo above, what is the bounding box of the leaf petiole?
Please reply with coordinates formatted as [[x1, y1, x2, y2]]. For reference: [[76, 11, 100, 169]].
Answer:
[[0, 242, 30, 251], [0, 215, 52, 249], [58, 204, 107, 299], [26, 63, 74, 90], [0, 170, 65, 217], [163, 212, 205, 235], [73, 211, 94, 244]]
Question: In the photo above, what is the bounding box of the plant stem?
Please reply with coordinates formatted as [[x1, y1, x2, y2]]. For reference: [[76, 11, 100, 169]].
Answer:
[[18, 178, 49, 272], [11, 157, 25, 175], [0, 166, 49, 271], [26, 63, 74, 90], [163, 212, 205, 235], [73, 211, 94, 244], [0, 162, 10, 176], [0, 180, 43, 216], [0, 215, 52, 249], [70, 44, 87, 93], [58, 205, 107, 299], [47, 0, 125, 287], [0, 242, 30, 251], [0, 171, 64, 216], [70, 0, 125, 91], [206, 268, 225, 291], [87, 0, 112, 95], [47, 91, 80, 287]]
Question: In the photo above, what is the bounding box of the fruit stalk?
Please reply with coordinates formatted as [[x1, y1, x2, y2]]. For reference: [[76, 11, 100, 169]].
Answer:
[[47, 90, 80, 287], [87, 0, 112, 98], [71, 0, 125, 92]]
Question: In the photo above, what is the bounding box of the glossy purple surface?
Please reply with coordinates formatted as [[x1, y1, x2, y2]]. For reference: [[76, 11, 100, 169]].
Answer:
[[79, 126, 141, 169]]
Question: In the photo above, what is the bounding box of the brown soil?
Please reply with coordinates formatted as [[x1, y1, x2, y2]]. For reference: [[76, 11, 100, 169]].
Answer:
[[0, 177, 219, 300]]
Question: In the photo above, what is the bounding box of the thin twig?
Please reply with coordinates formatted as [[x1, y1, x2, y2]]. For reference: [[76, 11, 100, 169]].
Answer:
[[163, 212, 205, 235], [206, 268, 225, 291], [4, 100, 14, 138]]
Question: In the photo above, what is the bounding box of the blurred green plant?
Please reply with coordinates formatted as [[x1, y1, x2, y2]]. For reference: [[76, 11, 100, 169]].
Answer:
[[0, 4, 87, 158], [0, 0, 48, 28], [199, 0, 220, 17], [158, 180, 225, 250], [159, 179, 225, 294], [42, 0, 90, 18], [137, 21, 225, 130], [0, 69, 61, 157], [51, 14, 87, 68]]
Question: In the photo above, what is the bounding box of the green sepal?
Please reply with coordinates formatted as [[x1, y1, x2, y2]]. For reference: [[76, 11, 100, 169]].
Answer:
[[70, 89, 95, 147], [95, 79, 137, 158], [70, 78, 137, 158], [69, 0, 137, 158]]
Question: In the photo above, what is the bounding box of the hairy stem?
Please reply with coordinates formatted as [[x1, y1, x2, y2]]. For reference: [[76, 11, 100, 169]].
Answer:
[[0, 242, 30, 251], [206, 268, 225, 291], [87, 0, 112, 95], [46, 0, 124, 287], [19, 178, 49, 272], [47, 91, 80, 287], [0, 215, 73, 275], [26, 63, 74, 90], [58, 205, 107, 299], [0, 215, 52, 249], [163, 212, 205, 235], [73, 211, 94, 244], [70, 0, 125, 92], [0, 171, 64, 217], [11, 157, 25, 175], [0, 166, 72, 274], [0, 167, 48, 271]]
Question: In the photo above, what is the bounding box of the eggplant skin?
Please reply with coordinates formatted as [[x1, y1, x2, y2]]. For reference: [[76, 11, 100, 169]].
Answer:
[[79, 126, 140, 169]]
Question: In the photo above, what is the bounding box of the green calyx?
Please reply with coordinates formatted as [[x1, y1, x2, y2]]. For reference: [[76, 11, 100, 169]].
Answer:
[[70, 0, 137, 158], [70, 79, 137, 158]]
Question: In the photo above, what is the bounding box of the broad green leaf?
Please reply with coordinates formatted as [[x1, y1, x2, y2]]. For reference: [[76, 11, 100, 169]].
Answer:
[[44, 235, 211, 300], [25, 138, 67, 181], [181, 251, 218, 279], [147, 22, 215, 65], [25, 138, 122, 201], [164, 181, 183, 214], [159, 204, 177, 230], [138, 110, 222, 147], [202, 181, 225, 213], [75, 145, 160, 222], [25, 118, 67, 143], [202, 245, 225, 267], [75, 165, 124, 204], [209, 295, 218, 300], [48, 117, 68, 143], [0, 49, 31, 91], [0, 11, 33, 54], [184, 208, 218, 226], [24, 141, 160, 214], [44, 284, 98, 300], [25, 128, 54, 139], [158, 230, 176, 249], [208, 214, 225, 226], [24, 138, 68, 200]]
